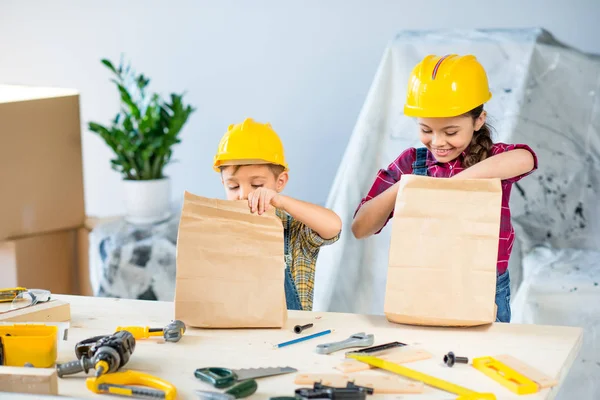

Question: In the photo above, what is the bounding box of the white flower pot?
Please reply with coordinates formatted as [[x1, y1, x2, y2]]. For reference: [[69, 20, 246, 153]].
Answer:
[[123, 178, 172, 224]]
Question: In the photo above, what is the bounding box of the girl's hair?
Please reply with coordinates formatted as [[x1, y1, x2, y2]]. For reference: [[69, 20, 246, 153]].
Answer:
[[462, 104, 494, 168]]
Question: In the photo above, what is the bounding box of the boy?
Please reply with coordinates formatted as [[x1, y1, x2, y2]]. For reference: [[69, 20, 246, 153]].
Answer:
[[213, 118, 342, 311]]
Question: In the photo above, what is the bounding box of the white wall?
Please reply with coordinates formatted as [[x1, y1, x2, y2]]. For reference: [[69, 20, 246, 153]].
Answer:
[[1, 0, 598, 217]]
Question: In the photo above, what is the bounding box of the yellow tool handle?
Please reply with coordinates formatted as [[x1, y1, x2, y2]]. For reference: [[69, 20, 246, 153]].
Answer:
[[86, 370, 177, 400], [0, 287, 27, 302], [348, 354, 496, 400], [115, 326, 151, 339]]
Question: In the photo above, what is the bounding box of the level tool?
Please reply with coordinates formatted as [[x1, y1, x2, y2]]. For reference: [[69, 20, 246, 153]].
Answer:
[[472, 356, 539, 395], [347, 354, 497, 400]]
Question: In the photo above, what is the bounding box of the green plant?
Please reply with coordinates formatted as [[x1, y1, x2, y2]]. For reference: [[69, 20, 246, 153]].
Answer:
[[89, 57, 196, 180]]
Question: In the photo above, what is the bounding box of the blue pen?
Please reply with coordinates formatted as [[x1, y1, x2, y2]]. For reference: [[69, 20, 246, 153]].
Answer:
[[273, 329, 333, 349]]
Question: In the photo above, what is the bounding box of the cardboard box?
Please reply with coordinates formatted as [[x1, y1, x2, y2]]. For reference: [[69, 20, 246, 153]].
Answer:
[[0, 229, 77, 295], [0, 84, 85, 240]]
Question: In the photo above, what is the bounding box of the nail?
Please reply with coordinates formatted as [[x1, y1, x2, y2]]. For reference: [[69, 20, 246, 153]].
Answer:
[[294, 323, 314, 334]]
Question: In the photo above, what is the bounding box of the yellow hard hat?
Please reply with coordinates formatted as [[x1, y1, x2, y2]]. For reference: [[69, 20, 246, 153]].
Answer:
[[213, 118, 288, 172], [403, 54, 492, 118]]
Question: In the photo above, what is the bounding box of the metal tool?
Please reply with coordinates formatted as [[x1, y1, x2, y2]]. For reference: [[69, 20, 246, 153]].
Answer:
[[86, 369, 177, 400], [195, 366, 297, 389], [294, 382, 374, 400], [56, 330, 135, 378], [444, 351, 469, 367], [345, 341, 405, 356], [116, 320, 186, 342], [294, 323, 313, 334], [472, 356, 539, 395], [347, 354, 497, 400], [316, 333, 374, 355], [196, 379, 258, 400]]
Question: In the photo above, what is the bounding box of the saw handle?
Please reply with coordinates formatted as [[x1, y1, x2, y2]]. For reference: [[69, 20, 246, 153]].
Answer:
[[195, 367, 237, 388]]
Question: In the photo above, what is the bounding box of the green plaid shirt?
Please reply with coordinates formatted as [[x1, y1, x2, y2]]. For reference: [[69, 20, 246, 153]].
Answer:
[[276, 209, 340, 311]]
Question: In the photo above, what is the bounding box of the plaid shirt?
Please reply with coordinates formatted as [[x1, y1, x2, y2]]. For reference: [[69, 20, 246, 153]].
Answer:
[[276, 209, 340, 311], [356, 143, 538, 275]]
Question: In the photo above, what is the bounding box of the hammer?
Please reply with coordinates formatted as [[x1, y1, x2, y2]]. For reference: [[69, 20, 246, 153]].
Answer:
[[116, 320, 186, 343]]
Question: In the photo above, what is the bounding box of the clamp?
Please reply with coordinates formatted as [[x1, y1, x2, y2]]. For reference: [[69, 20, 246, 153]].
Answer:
[[316, 333, 374, 355]]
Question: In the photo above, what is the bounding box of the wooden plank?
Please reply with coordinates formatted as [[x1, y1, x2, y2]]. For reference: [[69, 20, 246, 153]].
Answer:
[[294, 373, 424, 393], [0, 300, 70, 322], [495, 354, 558, 388], [0, 366, 58, 395], [336, 347, 433, 373]]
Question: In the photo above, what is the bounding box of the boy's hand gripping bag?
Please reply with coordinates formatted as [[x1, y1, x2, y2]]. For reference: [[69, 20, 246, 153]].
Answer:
[[174, 191, 287, 328], [384, 175, 502, 327]]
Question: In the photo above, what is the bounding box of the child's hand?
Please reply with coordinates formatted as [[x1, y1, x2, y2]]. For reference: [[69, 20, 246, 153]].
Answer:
[[247, 188, 283, 214]]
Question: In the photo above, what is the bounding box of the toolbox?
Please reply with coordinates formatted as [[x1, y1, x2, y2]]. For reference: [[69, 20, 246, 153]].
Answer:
[[0, 324, 58, 367]]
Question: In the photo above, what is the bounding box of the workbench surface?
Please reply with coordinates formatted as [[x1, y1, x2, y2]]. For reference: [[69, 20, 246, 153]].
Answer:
[[48, 295, 581, 399]]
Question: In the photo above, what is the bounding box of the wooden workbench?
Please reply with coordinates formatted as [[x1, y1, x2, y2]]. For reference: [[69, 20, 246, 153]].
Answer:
[[45, 295, 582, 399]]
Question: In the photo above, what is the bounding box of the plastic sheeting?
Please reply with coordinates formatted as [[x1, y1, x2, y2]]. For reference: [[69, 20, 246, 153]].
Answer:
[[512, 246, 600, 399], [313, 28, 600, 315], [89, 209, 181, 301]]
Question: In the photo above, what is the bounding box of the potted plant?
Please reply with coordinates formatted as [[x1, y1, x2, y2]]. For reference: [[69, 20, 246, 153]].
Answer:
[[89, 57, 196, 224]]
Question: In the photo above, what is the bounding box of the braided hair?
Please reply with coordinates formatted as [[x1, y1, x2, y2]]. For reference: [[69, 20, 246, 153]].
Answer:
[[462, 104, 494, 168]]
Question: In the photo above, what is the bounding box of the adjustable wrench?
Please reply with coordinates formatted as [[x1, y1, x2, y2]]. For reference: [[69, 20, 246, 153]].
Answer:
[[315, 333, 374, 355]]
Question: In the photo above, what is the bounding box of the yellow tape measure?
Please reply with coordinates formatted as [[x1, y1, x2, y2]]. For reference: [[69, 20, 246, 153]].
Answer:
[[347, 354, 496, 400], [472, 356, 539, 395]]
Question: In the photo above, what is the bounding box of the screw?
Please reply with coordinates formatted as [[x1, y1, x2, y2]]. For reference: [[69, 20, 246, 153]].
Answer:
[[293, 324, 313, 334], [443, 351, 468, 367]]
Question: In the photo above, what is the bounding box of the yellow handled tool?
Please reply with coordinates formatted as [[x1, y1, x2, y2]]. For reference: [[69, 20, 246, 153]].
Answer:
[[116, 320, 186, 342], [86, 370, 177, 400], [0, 287, 27, 302], [347, 354, 496, 400], [472, 356, 539, 395]]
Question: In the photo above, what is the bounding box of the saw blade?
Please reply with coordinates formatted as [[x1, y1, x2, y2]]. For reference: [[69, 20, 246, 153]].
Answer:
[[233, 366, 297, 381]]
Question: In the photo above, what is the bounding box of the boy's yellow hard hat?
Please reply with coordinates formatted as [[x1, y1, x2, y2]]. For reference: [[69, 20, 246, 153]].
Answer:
[[403, 54, 492, 118], [213, 118, 288, 172]]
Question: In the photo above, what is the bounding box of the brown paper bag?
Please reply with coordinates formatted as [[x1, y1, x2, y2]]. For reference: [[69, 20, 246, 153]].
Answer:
[[174, 191, 287, 328], [384, 175, 502, 326]]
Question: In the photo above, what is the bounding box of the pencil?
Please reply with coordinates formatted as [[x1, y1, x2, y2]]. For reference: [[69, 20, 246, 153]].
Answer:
[[273, 329, 333, 349]]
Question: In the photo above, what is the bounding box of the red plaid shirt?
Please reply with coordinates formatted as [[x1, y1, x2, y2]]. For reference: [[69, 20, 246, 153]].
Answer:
[[356, 143, 538, 275]]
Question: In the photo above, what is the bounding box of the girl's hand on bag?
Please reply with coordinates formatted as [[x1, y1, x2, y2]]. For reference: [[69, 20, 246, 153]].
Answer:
[[247, 187, 283, 214]]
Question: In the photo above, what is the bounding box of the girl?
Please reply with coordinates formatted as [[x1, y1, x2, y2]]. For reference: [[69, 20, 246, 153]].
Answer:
[[351, 54, 538, 323]]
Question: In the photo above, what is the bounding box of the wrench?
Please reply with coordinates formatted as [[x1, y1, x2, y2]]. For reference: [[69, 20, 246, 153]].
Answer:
[[315, 333, 375, 355]]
